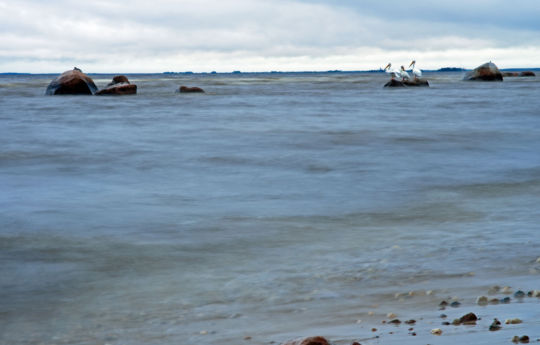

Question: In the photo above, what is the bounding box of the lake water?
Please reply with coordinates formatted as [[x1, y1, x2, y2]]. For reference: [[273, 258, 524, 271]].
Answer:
[[1, 72, 540, 345]]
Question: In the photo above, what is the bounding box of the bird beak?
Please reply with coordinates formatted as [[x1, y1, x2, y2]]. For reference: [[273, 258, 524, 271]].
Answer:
[[409, 61, 414, 67], [384, 63, 390, 69]]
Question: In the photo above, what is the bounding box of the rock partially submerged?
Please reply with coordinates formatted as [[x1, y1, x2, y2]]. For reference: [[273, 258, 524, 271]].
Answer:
[[96, 75, 137, 95], [384, 79, 429, 87], [404, 79, 429, 87], [45, 68, 97, 95], [179, 86, 205, 93], [503, 71, 536, 77], [384, 79, 405, 87], [281, 336, 329, 345], [463, 62, 503, 81]]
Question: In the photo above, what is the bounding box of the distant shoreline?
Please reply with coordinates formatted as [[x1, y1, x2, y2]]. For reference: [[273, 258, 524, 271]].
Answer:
[[2, 67, 540, 76]]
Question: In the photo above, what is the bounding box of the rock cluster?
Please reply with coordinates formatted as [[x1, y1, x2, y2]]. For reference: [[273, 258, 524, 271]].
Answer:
[[96, 75, 137, 95]]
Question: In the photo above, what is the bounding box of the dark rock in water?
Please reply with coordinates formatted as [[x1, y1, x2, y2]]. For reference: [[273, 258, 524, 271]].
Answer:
[[179, 86, 205, 93], [514, 290, 525, 298], [281, 336, 329, 345], [384, 79, 405, 87], [463, 62, 503, 81], [404, 319, 416, 324], [459, 312, 478, 324], [389, 319, 401, 324], [489, 318, 502, 331], [450, 301, 461, 308], [519, 335, 530, 343], [107, 75, 130, 86], [404, 79, 429, 87], [95, 83, 137, 95], [96, 76, 136, 95], [45, 68, 97, 95], [439, 300, 448, 307], [503, 72, 520, 77], [500, 296, 511, 303], [520, 71, 536, 77]]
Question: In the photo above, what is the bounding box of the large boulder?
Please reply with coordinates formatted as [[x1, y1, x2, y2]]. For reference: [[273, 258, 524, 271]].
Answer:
[[96, 75, 137, 95], [45, 68, 97, 95], [178, 86, 205, 93], [463, 62, 503, 81], [281, 336, 330, 345]]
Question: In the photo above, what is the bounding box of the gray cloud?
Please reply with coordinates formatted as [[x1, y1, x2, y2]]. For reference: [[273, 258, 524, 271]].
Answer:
[[0, 0, 539, 72]]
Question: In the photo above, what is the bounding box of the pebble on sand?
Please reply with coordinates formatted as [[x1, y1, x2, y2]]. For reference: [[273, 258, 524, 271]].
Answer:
[[502, 286, 513, 294], [281, 336, 330, 345], [476, 296, 488, 305], [514, 291, 525, 298], [512, 335, 530, 344], [431, 328, 443, 335], [489, 318, 502, 331], [488, 286, 501, 294]]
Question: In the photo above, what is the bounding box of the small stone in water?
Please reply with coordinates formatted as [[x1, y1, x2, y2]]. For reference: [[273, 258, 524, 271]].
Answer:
[[386, 313, 397, 318], [431, 328, 443, 335], [488, 285, 501, 294], [439, 300, 448, 307], [426, 290, 434, 296], [389, 319, 401, 324], [452, 319, 461, 325], [476, 296, 488, 305], [502, 286, 513, 294], [489, 298, 500, 304], [440, 314, 447, 318], [404, 319, 416, 325], [489, 318, 502, 331], [450, 301, 461, 308], [371, 328, 377, 332], [368, 311, 374, 316], [519, 335, 530, 343], [459, 312, 478, 324], [505, 318, 523, 324], [200, 330, 208, 335], [442, 321, 450, 325], [514, 290, 525, 298], [244, 336, 252, 340], [500, 297, 511, 304]]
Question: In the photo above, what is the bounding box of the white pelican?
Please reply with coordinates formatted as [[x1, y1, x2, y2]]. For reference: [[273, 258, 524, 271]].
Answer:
[[409, 60, 422, 79], [400, 66, 410, 80], [384, 63, 401, 80]]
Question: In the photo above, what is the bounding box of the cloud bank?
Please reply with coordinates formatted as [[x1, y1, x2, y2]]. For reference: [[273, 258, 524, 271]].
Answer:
[[1, 0, 539, 72]]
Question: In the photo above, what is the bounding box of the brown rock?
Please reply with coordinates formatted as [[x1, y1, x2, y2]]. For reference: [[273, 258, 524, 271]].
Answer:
[[520, 71, 536, 77], [404, 79, 429, 87], [463, 62, 503, 81], [45, 68, 97, 95], [503, 72, 520, 77], [281, 336, 329, 345], [459, 312, 478, 324], [179, 86, 205, 93], [107, 75, 130, 86], [96, 83, 137, 95]]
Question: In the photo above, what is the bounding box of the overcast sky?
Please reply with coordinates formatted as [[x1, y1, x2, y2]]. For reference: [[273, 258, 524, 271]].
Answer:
[[1, 0, 539, 72]]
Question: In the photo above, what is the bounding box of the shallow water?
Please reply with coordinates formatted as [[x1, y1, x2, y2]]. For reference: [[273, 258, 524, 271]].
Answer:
[[1, 72, 540, 345]]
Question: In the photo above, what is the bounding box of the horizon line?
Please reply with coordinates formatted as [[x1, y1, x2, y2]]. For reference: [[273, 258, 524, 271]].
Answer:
[[2, 67, 540, 75]]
